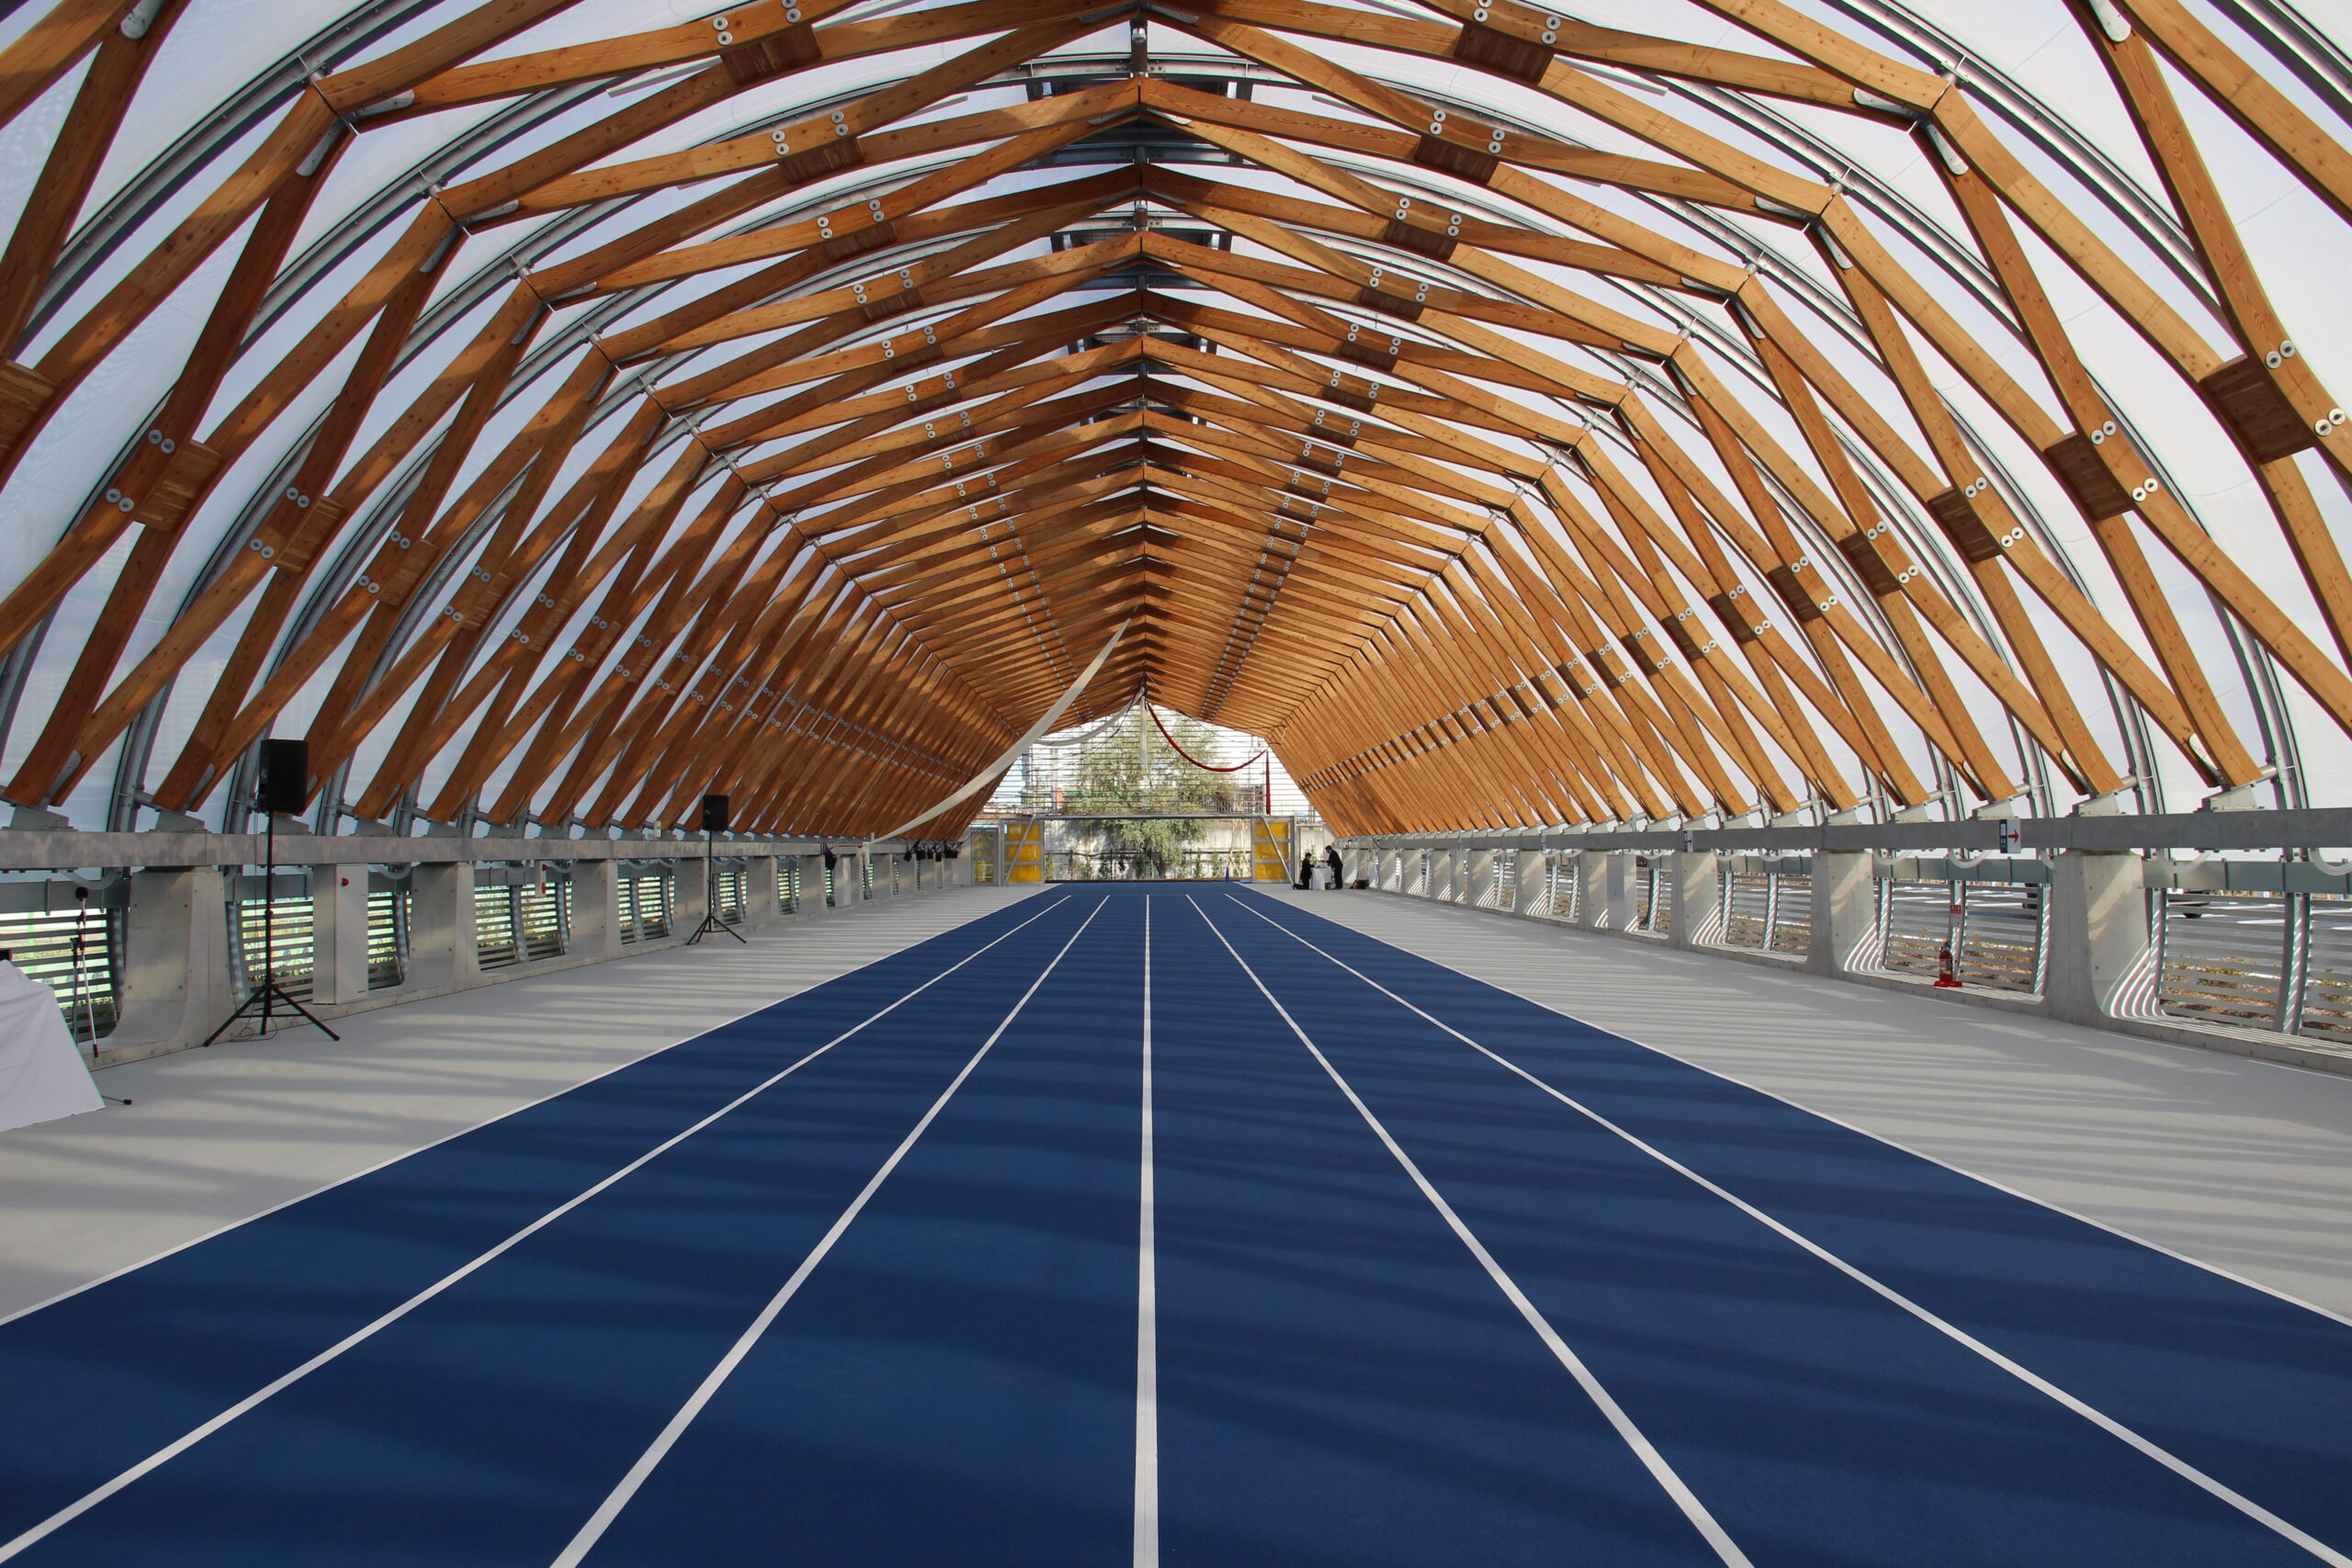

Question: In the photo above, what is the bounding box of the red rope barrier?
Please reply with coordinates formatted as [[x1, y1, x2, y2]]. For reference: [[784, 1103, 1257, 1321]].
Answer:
[[1147, 703, 1265, 772]]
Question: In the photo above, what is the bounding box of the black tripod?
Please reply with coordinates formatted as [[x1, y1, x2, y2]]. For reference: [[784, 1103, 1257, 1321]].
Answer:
[[685, 827, 745, 944], [67, 886, 130, 1103], [205, 811, 339, 1045]]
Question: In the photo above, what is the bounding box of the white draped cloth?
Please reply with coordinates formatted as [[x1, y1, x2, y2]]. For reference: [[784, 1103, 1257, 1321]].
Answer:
[[0, 962, 102, 1133]]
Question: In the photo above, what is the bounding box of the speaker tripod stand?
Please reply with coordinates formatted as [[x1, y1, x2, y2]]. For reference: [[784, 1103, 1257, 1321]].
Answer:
[[66, 886, 130, 1103], [685, 826, 746, 945], [204, 809, 339, 1045]]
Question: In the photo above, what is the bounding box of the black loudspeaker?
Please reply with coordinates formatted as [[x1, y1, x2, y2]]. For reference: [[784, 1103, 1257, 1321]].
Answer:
[[700, 793, 730, 832], [255, 739, 309, 816]]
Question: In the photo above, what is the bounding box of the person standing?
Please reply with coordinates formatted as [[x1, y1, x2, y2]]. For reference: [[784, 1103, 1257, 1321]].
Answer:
[[1324, 845, 1343, 889]]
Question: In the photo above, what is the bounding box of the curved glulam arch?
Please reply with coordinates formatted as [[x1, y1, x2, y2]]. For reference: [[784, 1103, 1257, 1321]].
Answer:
[[0, 0, 2345, 839]]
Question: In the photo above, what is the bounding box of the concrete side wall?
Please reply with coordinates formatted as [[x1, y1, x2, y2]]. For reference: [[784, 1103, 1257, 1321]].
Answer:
[[93, 846, 972, 1068], [1358, 848, 2352, 1078]]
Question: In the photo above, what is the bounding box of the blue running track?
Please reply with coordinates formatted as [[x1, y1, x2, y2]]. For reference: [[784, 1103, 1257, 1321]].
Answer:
[[1, 885, 2348, 1567]]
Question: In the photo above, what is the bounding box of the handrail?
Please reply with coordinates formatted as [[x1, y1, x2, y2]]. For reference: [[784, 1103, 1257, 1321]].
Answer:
[[1348, 807, 2352, 855], [0, 829, 920, 873]]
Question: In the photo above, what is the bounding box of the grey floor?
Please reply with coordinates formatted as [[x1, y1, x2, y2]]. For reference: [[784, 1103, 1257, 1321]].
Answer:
[[0, 887, 1040, 1323], [6, 880, 2348, 1331], [1265, 887, 2352, 1321]]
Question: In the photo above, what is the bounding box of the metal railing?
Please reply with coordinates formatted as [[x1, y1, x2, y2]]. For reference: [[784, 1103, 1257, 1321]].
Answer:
[[1630, 858, 1669, 937], [2151, 886, 2352, 1041], [0, 892, 121, 1043], [1873, 864, 2049, 995], [2155, 890, 2291, 1031], [2303, 897, 2352, 1043], [714, 867, 747, 923], [230, 875, 313, 1000], [0, 834, 963, 1061], [368, 886, 408, 990], [1536, 852, 1580, 921], [1342, 819, 2352, 1064], [1719, 860, 1811, 955], [477, 877, 570, 970], [617, 873, 673, 942]]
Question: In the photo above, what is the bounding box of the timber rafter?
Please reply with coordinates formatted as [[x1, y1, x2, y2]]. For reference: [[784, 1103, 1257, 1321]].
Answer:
[[0, 0, 2343, 837]]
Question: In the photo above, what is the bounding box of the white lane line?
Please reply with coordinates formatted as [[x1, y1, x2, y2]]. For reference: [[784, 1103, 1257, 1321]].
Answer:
[[550, 896, 1112, 1568], [1135, 897, 1159, 1568], [0, 889, 1056, 1334], [1224, 894, 2352, 1568], [1294, 899, 2352, 1336], [0, 894, 1083, 1567], [1184, 897, 1755, 1568]]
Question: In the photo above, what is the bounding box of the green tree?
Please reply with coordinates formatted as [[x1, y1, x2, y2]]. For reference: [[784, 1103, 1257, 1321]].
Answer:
[[1060, 707, 1250, 877]]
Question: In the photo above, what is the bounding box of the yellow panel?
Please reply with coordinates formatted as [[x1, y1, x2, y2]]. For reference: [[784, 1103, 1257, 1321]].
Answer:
[[1004, 821, 1045, 883], [1251, 816, 1291, 882]]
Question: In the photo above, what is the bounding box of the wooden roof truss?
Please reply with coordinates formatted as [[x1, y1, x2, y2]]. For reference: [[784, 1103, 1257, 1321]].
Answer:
[[0, 0, 2344, 836]]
